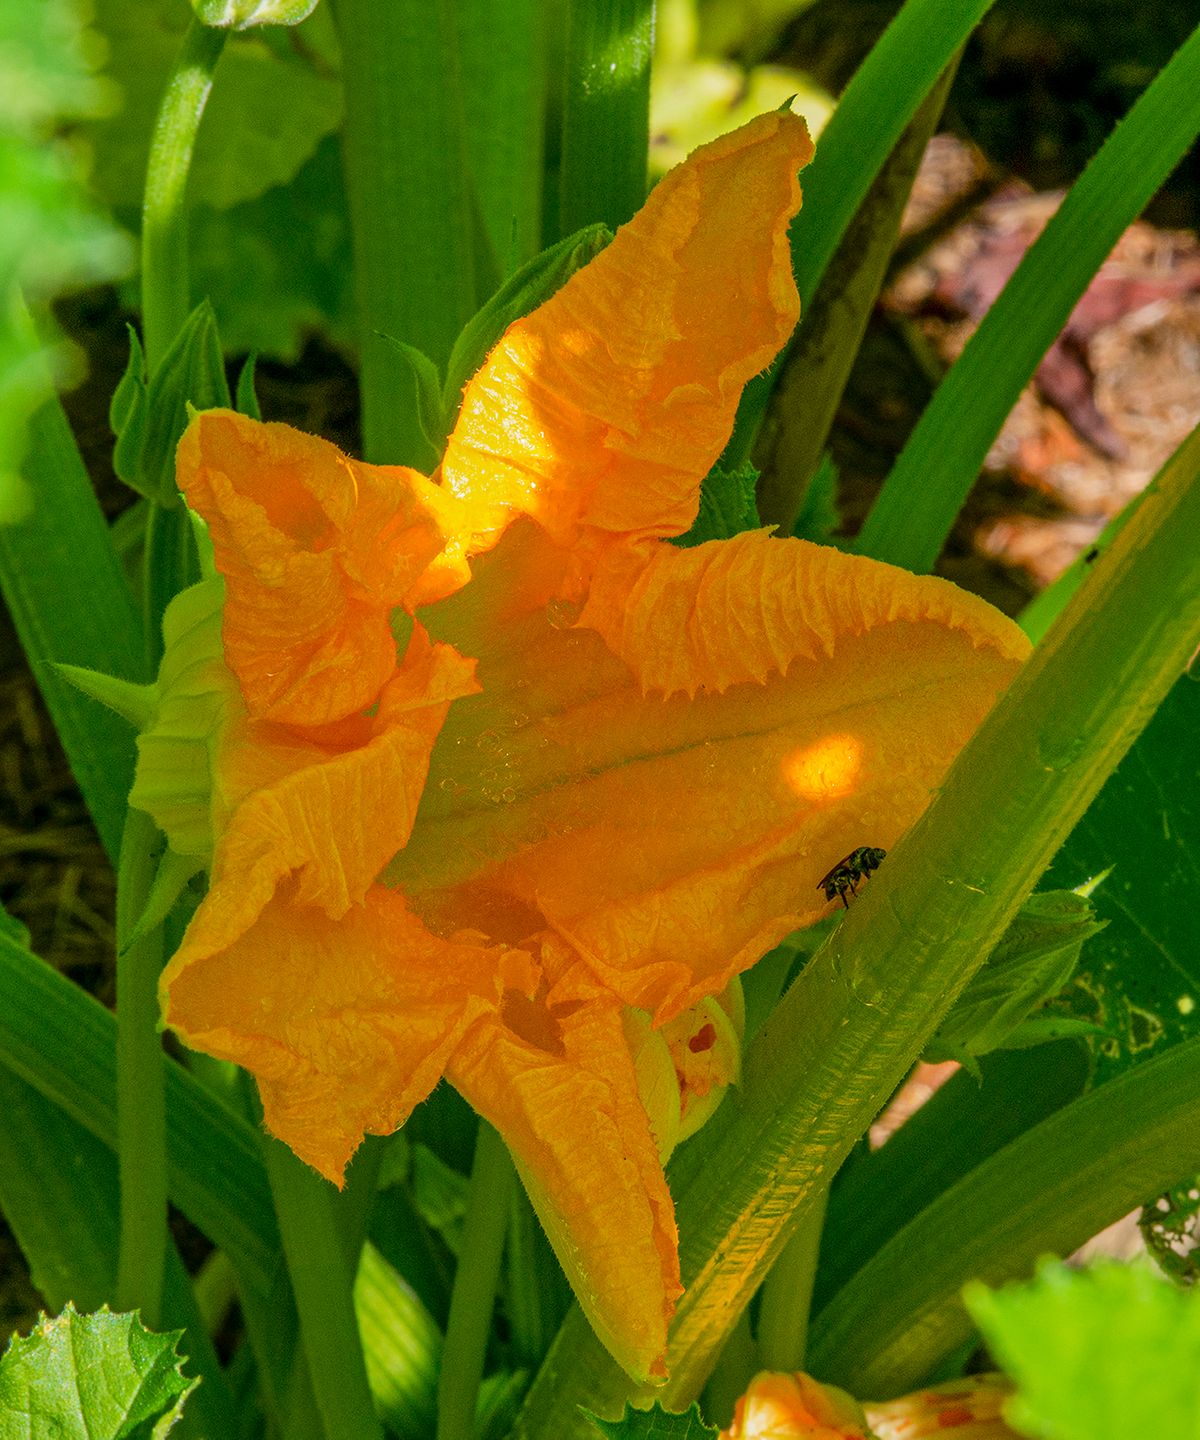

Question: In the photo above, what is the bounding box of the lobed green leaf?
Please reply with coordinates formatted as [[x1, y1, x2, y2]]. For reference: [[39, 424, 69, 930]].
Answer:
[[966, 1261, 1200, 1440], [0, 1304, 196, 1440]]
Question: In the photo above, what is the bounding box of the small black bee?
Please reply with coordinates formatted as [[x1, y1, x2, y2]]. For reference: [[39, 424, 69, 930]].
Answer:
[[817, 846, 887, 909]]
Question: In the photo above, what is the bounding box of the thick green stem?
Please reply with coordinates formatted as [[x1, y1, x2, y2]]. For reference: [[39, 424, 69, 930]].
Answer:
[[437, 1123, 516, 1440], [115, 807, 167, 1326], [141, 17, 226, 372], [755, 1183, 829, 1372], [512, 359, 1200, 1438], [139, 17, 225, 665], [333, 0, 476, 463], [264, 1137, 385, 1440], [558, 0, 653, 236]]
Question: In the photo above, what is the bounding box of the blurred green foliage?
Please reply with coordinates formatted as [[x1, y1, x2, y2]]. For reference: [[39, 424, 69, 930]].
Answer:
[[0, 0, 129, 517]]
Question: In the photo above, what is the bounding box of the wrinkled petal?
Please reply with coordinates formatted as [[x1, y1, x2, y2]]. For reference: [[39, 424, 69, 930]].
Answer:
[[721, 1372, 871, 1439], [579, 530, 1031, 697], [178, 409, 470, 725], [148, 620, 478, 982], [865, 1375, 1018, 1439], [442, 112, 813, 551], [401, 522, 1029, 1020], [447, 986, 680, 1381], [161, 886, 537, 1183]]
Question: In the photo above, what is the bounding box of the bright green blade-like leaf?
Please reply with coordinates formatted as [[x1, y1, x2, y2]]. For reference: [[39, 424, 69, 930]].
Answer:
[[0, 920, 278, 1290], [0, 1060, 235, 1440], [455, 0, 546, 275], [809, 662, 1200, 1390], [726, 0, 998, 465], [855, 20, 1200, 572], [1045, 672, 1200, 1079], [966, 1261, 1200, 1440], [0, 1304, 196, 1440], [558, 0, 654, 237], [585, 1403, 718, 1439], [334, 0, 476, 463], [809, 1035, 1200, 1395], [814, 1040, 1091, 1315], [354, 1242, 441, 1440], [0, 374, 143, 865]]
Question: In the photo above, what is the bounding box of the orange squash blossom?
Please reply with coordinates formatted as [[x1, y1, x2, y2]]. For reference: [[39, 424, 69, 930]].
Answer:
[[721, 1371, 1019, 1439], [129, 113, 1030, 1380]]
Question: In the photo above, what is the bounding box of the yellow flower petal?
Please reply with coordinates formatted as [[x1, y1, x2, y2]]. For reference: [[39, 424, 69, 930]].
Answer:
[[865, 1375, 1018, 1439], [161, 887, 536, 1184], [579, 530, 1030, 698], [448, 987, 681, 1382], [147, 112, 1035, 1382], [399, 523, 1028, 1021], [442, 112, 813, 550], [721, 1371, 871, 1439], [178, 409, 468, 726]]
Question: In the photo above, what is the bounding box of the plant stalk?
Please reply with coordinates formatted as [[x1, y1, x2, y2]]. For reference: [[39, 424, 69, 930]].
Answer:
[[437, 1122, 517, 1440], [115, 807, 167, 1326]]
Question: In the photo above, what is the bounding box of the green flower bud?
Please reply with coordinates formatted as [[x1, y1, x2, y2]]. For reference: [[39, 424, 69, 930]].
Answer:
[[189, 0, 320, 29]]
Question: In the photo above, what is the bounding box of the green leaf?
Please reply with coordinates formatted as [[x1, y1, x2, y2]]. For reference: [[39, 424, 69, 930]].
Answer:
[[0, 919, 279, 1292], [856, 19, 1200, 572], [923, 890, 1105, 1070], [109, 325, 147, 437], [814, 1040, 1092, 1316], [354, 1243, 441, 1440], [726, 0, 998, 466], [113, 302, 230, 505], [809, 1037, 1200, 1396], [476, 1368, 532, 1440], [791, 452, 840, 544], [0, 349, 143, 865], [1046, 674, 1200, 1080], [234, 352, 261, 420], [0, 1304, 197, 1440], [86, 0, 342, 212], [189, 135, 355, 362], [442, 223, 611, 430], [966, 1261, 1200, 1440], [455, 0, 547, 275], [0, 1056, 235, 1439], [673, 463, 760, 548], [336, 0, 477, 462], [558, 0, 654, 236], [378, 337, 445, 469], [410, 1142, 469, 1258], [1141, 1177, 1200, 1287], [585, 1403, 718, 1439]]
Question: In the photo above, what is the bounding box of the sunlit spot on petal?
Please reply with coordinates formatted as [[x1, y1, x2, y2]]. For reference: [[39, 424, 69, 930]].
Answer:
[[782, 733, 863, 802]]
